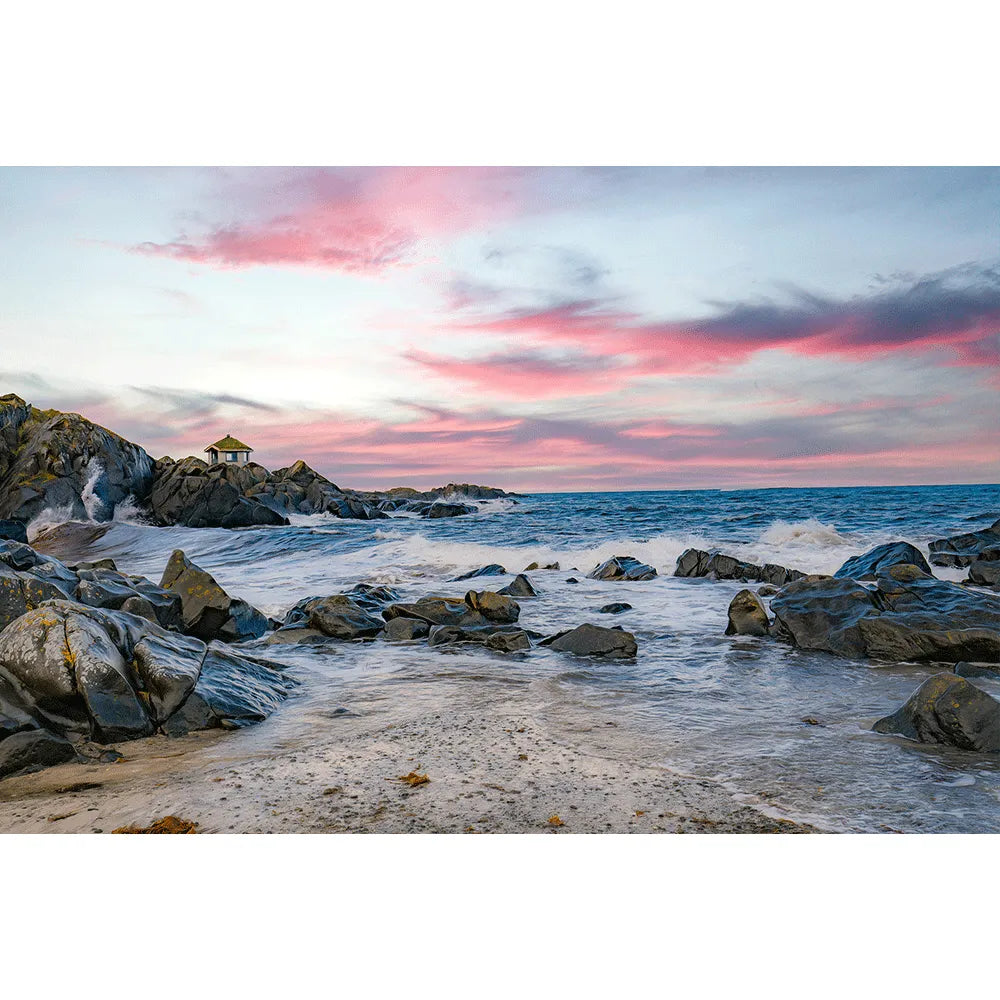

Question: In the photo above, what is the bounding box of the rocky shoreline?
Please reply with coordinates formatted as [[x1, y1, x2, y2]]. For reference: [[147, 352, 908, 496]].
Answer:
[[2, 391, 1000, 830]]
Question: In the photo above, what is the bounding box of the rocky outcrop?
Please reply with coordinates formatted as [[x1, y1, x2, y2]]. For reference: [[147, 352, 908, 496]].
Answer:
[[928, 519, 1000, 568], [725, 590, 770, 636], [873, 673, 1000, 753], [770, 563, 1000, 663], [148, 457, 288, 529], [588, 556, 657, 582], [674, 549, 805, 587], [0, 600, 293, 753], [542, 623, 637, 658], [834, 542, 931, 580], [160, 549, 269, 642], [0, 394, 154, 523]]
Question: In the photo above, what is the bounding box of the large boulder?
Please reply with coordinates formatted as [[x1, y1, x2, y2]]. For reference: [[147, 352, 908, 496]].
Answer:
[[770, 563, 1000, 663], [588, 556, 657, 582], [834, 541, 932, 580], [725, 589, 770, 637], [0, 600, 293, 753], [873, 673, 1000, 753], [928, 519, 1000, 568], [159, 549, 269, 642], [0, 395, 154, 523], [543, 623, 637, 658], [674, 549, 805, 587], [967, 560, 1000, 588], [148, 457, 288, 529]]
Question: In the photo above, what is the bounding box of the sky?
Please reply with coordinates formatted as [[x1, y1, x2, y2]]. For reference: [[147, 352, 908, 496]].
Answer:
[[1, 166, 998, 492]]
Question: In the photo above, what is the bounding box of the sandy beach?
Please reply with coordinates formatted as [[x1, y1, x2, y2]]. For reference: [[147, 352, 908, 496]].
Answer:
[[0, 667, 811, 834]]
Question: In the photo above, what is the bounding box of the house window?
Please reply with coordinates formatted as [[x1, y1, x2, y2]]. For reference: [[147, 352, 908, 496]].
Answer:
[[227, 452, 239, 462]]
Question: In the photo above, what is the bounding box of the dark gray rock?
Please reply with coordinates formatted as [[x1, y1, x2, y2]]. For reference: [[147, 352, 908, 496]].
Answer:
[[928, 520, 1000, 568], [771, 563, 1000, 663], [524, 561, 559, 571], [427, 502, 476, 518], [588, 556, 657, 582], [834, 541, 931, 580], [726, 589, 770, 637], [954, 661, 1000, 679], [292, 594, 384, 640], [160, 549, 268, 642], [544, 623, 637, 658], [0, 394, 154, 523], [383, 597, 489, 628], [0, 519, 27, 543], [674, 548, 805, 586], [599, 602, 632, 615], [383, 617, 431, 642], [148, 457, 288, 529], [190, 644, 294, 727], [485, 630, 531, 652], [873, 673, 1000, 753], [968, 560, 1000, 588], [499, 574, 537, 598], [0, 729, 77, 779], [452, 564, 506, 581]]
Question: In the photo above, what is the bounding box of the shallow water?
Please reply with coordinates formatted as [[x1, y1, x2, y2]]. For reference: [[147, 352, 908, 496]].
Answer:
[[34, 483, 1000, 833]]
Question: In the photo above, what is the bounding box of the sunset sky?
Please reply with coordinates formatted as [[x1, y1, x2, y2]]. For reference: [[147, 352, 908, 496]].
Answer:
[[1, 166, 998, 491]]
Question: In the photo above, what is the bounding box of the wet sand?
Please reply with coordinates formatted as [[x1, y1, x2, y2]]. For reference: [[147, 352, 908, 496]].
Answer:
[[0, 671, 814, 834]]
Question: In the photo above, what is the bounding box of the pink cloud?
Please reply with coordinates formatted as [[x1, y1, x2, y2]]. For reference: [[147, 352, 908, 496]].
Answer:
[[133, 167, 531, 274]]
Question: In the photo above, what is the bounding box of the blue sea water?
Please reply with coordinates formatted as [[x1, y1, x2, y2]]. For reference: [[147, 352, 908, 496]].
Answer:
[[39, 482, 1000, 833]]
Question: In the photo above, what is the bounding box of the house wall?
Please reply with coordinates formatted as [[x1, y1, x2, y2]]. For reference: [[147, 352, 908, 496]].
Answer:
[[205, 449, 252, 466]]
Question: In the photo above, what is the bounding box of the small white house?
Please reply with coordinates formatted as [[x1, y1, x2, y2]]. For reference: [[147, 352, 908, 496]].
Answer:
[[205, 434, 254, 467]]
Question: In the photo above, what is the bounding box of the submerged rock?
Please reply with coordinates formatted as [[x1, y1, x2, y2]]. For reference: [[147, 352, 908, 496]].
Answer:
[[599, 602, 632, 615], [725, 589, 770, 637], [674, 548, 805, 586], [588, 556, 657, 582], [160, 549, 269, 642], [873, 673, 1000, 753], [452, 564, 506, 581], [834, 541, 931, 580], [485, 630, 531, 652], [543, 623, 637, 658]]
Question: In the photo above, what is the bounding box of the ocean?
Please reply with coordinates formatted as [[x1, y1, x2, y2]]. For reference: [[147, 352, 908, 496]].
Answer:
[[33, 482, 1000, 833]]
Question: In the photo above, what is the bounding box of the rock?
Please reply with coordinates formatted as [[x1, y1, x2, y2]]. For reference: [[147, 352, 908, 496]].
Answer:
[[464, 590, 520, 624], [928, 519, 1000, 568], [674, 548, 805, 586], [524, 561, 559, 571], [287, 594, 384, 640], [834, 541, 932, 580], [148, 457, 288, 529], [452, 564, 506, 581], [757, 584, 779, 597], [159, 549, 268, 642], [383, 617, 430, 642], [427, 625, 489, 647], [0, 394, 154, 523], [190, 644, 294, 726], [0, 730, 77, 779], [771, 563, 1000, 663], [566, 577, 579, 584], [426, 502, 476, 518], [383, 597, 489, 628], [599, 603, 632, 614], [0, 519, 27, 543], [499, 574, 537, 598], [485, 630, 531, 652], [954, 661, 1000, 679], [544, 623, 637, 658], [873, 673, 1000, 752], [725, 589, 770, 637], [588, 556, 657, 582], [968, 560, 1000, 588]]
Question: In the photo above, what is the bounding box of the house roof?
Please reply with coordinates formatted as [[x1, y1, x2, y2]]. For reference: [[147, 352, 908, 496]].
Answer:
[[205, 435, 253, 453]]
